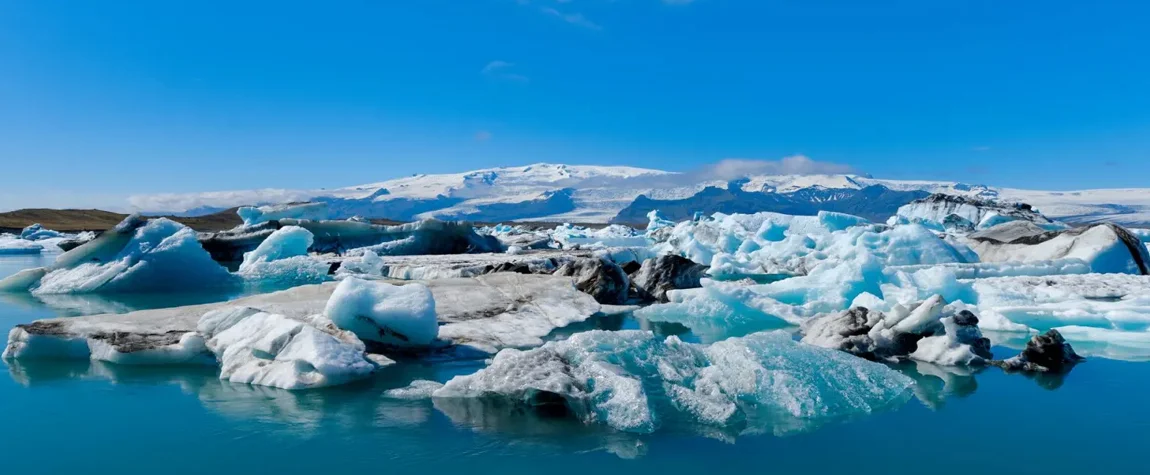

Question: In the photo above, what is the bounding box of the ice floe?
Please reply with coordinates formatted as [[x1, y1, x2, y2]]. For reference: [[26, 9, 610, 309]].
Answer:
[[5, 274, 606, 382], [428, 330, 913, 434], [0, 235, 44, 255]]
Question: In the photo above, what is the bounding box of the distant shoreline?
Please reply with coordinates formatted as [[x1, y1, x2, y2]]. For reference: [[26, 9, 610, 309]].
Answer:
[[0, 207, 625, 233]]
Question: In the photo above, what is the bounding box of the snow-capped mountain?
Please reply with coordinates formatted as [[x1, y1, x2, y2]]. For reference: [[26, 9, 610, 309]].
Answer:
[[130, 163, 1150, 226]]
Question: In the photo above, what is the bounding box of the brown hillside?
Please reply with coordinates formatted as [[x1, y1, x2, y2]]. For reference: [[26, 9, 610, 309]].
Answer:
[[0, 208, 243, 233]]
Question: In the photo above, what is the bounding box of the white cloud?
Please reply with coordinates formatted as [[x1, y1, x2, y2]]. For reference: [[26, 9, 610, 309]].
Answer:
[[481, 60, 529, 82], [540, 7, 602, 30], [127, 189, 318, 214], [701, 155, 858, 180], [474, 130, 493, 142], [972, 146, 991, 152]]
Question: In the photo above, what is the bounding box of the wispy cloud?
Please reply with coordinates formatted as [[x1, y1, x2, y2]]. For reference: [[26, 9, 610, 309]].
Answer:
[[971, 146, 991, 152], [662, 0, 696, 4], [474, 130, 493, 142], [701, 156, 858, 180], [562, 155, 860, 190], [482, 60, 529, 82], [540, 7, 602, 30]]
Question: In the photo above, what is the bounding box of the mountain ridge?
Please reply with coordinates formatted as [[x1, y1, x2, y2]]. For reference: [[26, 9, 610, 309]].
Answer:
[[125, 163, 1150, 227]]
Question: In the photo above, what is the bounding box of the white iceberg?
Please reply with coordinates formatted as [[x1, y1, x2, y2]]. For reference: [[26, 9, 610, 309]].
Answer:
[[324, 277, 438, 348], [0, 235, 43, 255], [432, 330, 913, 434], [202, 309, 382, 390]]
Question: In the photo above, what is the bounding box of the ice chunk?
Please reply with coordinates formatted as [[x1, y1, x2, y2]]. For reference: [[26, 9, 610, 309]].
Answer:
[[236, 225, 329, 286], [968, 274, 1150, 335], [965, 223, 1149, 275], [32, 218, 236, 294], [551, 223, 651, 249], [237, 202, 329, 226], [19, 224, 65, 241], [645, 210, 676, 236], [384, 380, 445, 399], [890, 194, 1058, 232], [87, 332, 214, 365], [661, 211, 970, 279], [0, 235, 43, 255], [204, 310, 381, 390], [335, 251, 385, 277], [816, 211, 870, 232], [801, 296, 993, 366], [323, 278, 438, 348], [434, 330, 912, 434]]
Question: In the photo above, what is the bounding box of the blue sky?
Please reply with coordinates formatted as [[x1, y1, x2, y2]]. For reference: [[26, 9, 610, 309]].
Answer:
[[2, 0, 1149, 210]]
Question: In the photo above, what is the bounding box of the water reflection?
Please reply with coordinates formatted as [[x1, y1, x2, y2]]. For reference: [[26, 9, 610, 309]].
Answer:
[[893, 361, 980, 410], [5, 356, 917, 459], [986, 329, 1150, 363]]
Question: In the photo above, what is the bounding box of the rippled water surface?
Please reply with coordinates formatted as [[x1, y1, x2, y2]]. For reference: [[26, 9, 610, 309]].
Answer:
[[3, 255, 1149, 474]]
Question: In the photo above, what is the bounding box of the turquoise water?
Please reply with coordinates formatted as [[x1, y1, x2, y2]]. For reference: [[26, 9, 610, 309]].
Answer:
[[3, 255, 1150, 474]]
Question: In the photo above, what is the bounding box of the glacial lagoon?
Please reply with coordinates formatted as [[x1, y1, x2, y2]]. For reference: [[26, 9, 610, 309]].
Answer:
[[3, 254, 1149, 475]]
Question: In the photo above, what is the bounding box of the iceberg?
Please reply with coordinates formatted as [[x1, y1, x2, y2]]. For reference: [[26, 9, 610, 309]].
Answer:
[[30, 218, 236, 294], [323, 278, 438, 348], [964, 222, 1149, 275], [657, 211, 970, 279], [431, 330, 913, 434], [550, 223, 652, 250], [237, 202, 330, 226], [18, 223, 65, 241], [0, 235, 43, 255], [236, 225, 329, 286], [200, 218, 503, 262], [801, 296, 993, 366], [6, 274, 604, 364], [202, 309, 384, 389], [889, 194, 1060, 232]]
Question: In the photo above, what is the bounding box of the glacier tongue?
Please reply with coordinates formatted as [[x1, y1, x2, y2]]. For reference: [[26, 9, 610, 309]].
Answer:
[[431, 330, 913, 434]]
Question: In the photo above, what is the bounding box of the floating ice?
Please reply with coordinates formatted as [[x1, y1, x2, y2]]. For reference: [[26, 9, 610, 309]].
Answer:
[[964, 222, 1149, 275], [335, 251, 385, 277], [889, 194, 1059, 232], [323, 278, 438, 348], [202, 309, 381, 390], [237, 225, 329, 286], [551, 223, 652, 249], [32, 218, 236, 294], [433, 330, 913, 434], [0, 235, 43, 255], [801, 296, 993, 366], [237, 202, 330, 226], [657, 211, 969, 279]]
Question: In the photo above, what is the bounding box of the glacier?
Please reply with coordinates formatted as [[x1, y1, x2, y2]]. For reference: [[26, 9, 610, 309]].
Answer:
[[128, 163, 1150, 227]]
